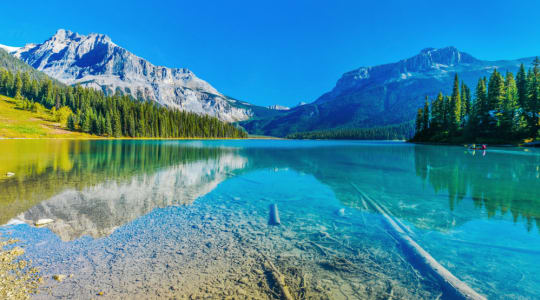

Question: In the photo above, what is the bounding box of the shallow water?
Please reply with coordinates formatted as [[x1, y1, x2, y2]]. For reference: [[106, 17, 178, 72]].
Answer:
[[0, 139, 539, 299]]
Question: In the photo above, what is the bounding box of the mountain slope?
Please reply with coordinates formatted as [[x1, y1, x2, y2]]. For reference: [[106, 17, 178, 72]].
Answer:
[[242, 47, 535, 137], [0, 48, 60, 82], [6, 29, 270, 122]]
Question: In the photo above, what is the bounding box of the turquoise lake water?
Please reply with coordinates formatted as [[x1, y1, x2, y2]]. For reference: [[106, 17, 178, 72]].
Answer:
[[0, 140, 539, 299]]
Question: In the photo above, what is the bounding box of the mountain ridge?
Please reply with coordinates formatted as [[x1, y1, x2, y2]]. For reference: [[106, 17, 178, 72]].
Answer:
[[241, 47, 535, 137], [5, 29, 271, 122]]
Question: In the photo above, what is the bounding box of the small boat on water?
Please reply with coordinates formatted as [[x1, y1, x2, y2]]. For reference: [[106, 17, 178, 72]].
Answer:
[[467, 144, 487, 150]]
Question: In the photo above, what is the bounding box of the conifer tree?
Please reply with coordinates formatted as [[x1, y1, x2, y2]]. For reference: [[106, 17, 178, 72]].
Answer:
[[528, 57, 540, 137], [105, 113, 113, 136], [500, 72, 518, 137], [450, 74, 461, 130], [475, 78, 489, 135], [516, 64, 528, 108], [14, 73, 23, 99], [422, 97, 430, 135], [430, 93, 444, 131], [67, 114, 76, 131], [415, 108, 424, 136], [460, 82, 471, 118]]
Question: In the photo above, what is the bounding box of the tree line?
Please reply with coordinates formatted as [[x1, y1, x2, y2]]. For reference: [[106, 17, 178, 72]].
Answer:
[[412, 58, 540, 143], [286, 122, 414, 140], [0, 68, 247, 138]]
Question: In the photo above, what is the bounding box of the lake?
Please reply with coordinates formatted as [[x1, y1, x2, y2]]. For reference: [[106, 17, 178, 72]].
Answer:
[[1, 139, 539, 299]]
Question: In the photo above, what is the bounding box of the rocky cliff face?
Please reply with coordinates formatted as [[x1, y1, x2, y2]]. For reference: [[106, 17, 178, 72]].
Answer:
[[10, 29, 254, 122], [242, 47, 534, 136], [319, 47, 478, 103]]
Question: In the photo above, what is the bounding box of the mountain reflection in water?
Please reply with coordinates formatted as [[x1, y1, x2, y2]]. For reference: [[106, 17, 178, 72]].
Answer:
[[1, 140, 539, 241]]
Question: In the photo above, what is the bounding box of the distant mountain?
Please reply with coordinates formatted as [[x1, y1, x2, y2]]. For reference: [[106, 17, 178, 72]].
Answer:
[[241, 47, 535, 137], [4, 29, 271, 122], [267, 104, 290, 110]]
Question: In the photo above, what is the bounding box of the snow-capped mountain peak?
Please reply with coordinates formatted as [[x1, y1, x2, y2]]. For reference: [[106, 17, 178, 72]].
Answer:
[[9, 29, 252, 122], [0, 43, 21, 53]]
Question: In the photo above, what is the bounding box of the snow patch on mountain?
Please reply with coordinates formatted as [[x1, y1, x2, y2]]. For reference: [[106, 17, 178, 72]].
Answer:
[[268, 105, 290, 110], [0, 44, 21, 53]]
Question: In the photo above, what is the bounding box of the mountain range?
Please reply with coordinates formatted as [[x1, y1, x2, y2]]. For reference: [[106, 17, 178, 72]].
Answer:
[[1, 30, 537, 137], [1, 29, 275, 122], [241, 47, 535, 136]]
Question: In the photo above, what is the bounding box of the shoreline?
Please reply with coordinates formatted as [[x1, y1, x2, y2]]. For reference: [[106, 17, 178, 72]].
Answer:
[[0, 136, 283, 141], [408, 140, 540, 148]]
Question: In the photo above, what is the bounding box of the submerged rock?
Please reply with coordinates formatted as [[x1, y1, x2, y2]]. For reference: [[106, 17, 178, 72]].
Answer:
[[35, 218, 54, 227], [52, 274, 66, 282]]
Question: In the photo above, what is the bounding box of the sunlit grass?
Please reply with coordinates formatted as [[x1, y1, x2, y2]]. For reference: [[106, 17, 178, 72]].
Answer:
[[0, 95, 95, 139]]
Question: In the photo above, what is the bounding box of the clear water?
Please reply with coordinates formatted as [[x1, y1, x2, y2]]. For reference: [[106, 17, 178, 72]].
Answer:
[[0, 139, 539, 299]]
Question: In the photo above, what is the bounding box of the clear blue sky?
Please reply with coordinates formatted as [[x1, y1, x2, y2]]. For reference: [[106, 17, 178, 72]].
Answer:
[[1, 0, 540, 107]]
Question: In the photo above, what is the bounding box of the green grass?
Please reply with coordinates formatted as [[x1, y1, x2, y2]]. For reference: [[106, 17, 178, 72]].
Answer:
[[0, 95, 96, 139]]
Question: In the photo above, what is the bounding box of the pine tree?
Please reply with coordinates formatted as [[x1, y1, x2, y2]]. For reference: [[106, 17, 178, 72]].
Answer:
[[528, 57, 540, 137], [423, 97, 430, 136], [516, 64, 528, 108], [474, 78, 489, 136], [67, 114, 76, 131], [461, 81, 471, 118], [14, 73, 23, 99], [105, 113, 113, 136], [430, 92, 444, 131], [500, 72, 518, 138], [415, 108, 424, 138], [81, 111, 92, 133], [113, 111, 122, 137], [485, 69, 505, 136], [450, 74, 461, 131]]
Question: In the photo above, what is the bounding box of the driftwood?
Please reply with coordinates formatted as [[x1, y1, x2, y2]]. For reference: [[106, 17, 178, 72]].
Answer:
[[299, 273, 308, 300], [261, 253, 295, 300], [350, 182, 486, 300], [353, 186, 414, 236]]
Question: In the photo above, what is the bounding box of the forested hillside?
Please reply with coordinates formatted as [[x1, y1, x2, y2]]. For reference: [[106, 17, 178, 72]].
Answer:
[[241, 47, 532, 137], [287, 122, 414, 140], [412, 58, 540, 143], [0, 66, 247, 138], [0, 48, 56, 82]]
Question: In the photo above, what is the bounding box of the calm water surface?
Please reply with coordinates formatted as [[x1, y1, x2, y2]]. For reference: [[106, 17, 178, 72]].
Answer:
[[0, 140, 539, 299]]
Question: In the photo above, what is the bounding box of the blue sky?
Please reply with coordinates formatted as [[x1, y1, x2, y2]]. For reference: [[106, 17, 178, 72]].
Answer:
[[1, 0, 540, 107]]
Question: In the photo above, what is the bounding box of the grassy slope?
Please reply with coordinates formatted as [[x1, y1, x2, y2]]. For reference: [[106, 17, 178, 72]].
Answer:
[[0, 95, 96, 139]]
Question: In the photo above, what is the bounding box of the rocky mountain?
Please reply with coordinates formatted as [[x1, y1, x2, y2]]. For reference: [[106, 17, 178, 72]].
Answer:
[[241, 47, 535, 137], [4, 29, 269, 122], [267, 104, 290, 110], [0, 47, 58, 82]]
